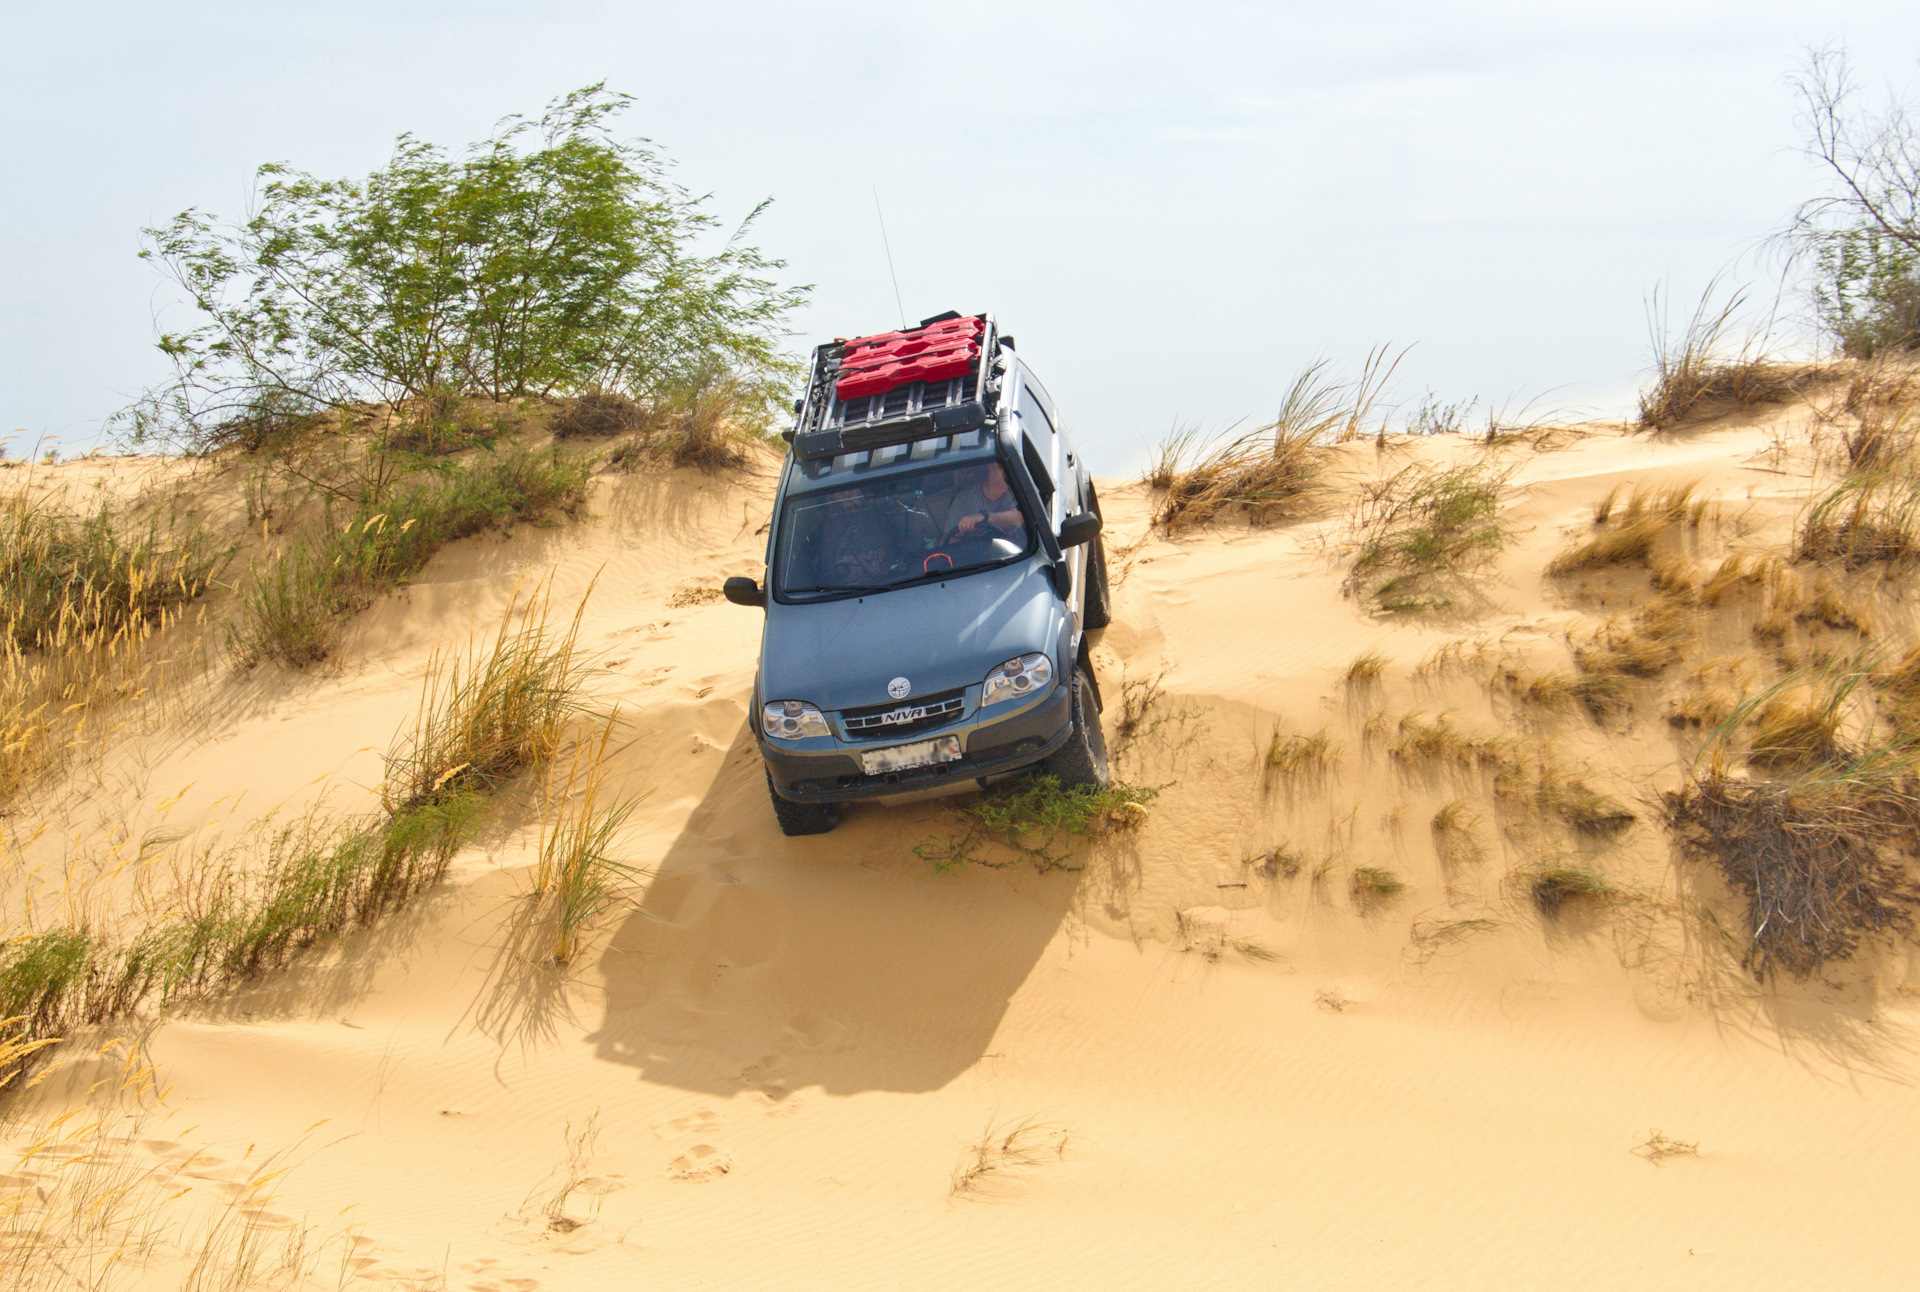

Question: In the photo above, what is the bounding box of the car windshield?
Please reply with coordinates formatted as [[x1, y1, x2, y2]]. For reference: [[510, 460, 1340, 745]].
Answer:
[[774, 460, 1033, 600]]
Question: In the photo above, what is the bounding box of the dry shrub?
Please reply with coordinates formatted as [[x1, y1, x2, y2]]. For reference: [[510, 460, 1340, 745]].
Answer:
[[552, 389, 647, 439], [1344, 460, 1514, 612], [1638, 281, 1809, 430], [1670, 745, 1920, 978], [1547, 481, 1709, 573]]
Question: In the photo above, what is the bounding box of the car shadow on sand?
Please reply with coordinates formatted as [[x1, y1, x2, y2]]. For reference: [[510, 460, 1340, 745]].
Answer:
[[585, 721, 1079, 1098]]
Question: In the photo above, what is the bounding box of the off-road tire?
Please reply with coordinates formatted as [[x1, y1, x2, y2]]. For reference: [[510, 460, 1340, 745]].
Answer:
[[1082, 534, 1112, 630], [1041, 667, 1110, 790], [766, 772, 842, 836]]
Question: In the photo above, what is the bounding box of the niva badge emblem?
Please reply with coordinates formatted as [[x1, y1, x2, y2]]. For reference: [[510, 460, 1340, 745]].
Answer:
[[887, 676, 912, 700]]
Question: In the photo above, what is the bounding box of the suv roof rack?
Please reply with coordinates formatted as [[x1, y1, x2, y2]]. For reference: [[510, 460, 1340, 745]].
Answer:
[[786, 311, 1002, 462]]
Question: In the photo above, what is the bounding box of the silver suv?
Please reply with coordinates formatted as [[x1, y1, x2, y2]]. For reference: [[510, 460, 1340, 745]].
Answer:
[[723, 312, 1111, 835]]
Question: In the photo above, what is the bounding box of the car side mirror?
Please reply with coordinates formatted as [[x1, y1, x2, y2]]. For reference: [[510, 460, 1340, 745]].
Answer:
[[1057, 511, 1102, 548], [723, 576, 766, 608]]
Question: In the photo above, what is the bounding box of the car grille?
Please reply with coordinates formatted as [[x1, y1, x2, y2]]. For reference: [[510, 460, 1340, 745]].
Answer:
[[839, 689, 966, 740]]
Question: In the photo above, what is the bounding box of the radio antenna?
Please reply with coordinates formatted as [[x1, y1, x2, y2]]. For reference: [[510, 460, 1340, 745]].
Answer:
[[872, 186, 907, 330]]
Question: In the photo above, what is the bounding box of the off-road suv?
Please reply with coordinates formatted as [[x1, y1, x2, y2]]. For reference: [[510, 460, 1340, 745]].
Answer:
[[723, 311, 1112, 836]]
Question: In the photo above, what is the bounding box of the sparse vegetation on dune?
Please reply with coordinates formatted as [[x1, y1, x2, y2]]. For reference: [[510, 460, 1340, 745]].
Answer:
[[1264, 723, 1335, 780], [0, 487, 226, 804], [0, 592, 596, 1089], [230, 446, 592, 668]]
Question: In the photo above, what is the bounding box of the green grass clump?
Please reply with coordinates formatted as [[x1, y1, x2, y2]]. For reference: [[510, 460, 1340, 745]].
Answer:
[[1344, 460, 1513, 612], [1349, 866, 1406, 907], [231, 445, 591, 667], [1526, 864, 1620, 916], [915, 775, 1159, 872]]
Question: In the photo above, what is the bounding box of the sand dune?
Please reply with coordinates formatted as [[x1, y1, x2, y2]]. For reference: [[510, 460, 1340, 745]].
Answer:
[[13, 405, 1920, 1289]]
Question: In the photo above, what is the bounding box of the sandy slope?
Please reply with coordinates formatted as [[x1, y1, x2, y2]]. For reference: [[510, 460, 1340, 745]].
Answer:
[[17, 416, 1920, 1290]]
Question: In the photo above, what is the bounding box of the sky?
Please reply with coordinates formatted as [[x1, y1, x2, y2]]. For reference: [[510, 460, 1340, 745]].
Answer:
[[4, 1, 1920, 474]]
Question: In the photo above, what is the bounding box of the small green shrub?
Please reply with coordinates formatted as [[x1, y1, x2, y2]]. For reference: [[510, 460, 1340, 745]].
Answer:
[[914, 775, 1158, 872], [1344, 460, 1513, 612]]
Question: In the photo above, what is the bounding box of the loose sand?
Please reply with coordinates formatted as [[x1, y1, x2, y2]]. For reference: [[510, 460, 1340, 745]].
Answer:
[[12, 409, 1920, 1290]]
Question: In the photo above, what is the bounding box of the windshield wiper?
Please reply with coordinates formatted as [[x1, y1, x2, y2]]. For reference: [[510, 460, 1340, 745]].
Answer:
[[782, 583, 896, 597]]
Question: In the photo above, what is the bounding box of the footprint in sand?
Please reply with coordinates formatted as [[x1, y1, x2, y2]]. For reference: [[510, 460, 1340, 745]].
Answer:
[[667, 1143, 732, 1181], [654, 1107, 725, 1139]]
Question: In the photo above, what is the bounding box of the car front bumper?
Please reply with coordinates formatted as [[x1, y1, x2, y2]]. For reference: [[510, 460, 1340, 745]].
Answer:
[[760, 680, 1072, 803]]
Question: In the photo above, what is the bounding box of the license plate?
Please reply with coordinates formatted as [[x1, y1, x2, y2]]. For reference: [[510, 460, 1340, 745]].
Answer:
[[861, 734, 963, 775]]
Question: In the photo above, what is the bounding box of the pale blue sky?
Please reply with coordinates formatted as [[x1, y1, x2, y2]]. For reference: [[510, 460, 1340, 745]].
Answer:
[[4, 1, 1919, 472]]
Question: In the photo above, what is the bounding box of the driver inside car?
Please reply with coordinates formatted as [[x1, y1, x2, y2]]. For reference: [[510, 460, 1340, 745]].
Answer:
[[944, 462, 1025, 538]]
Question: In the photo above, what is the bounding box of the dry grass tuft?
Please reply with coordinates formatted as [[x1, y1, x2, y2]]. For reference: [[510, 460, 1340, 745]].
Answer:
[[1797, 466, 1920, 566], [381, 587, 594, 813], [1408, 914, 1502, 961], [1345, 650, 1389, 686], [1264, 724, 1336, 779], [506, 717, 646, 968], [1144, 352, 1404, 532], [1390, 712, 1510, 767], [1548, 481, 1710, 573], [1249, 844, 1306, 880], [1638, 282, 1809, 430], [951, 1116, 1069, 1198], [1573, 592, 1693, 685]]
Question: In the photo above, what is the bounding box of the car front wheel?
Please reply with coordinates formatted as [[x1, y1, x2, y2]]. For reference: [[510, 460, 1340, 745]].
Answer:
[[1040, 667, 1110, 790]]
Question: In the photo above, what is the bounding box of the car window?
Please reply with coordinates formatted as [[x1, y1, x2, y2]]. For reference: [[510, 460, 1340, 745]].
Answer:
[[773, 462, 1033, 600]]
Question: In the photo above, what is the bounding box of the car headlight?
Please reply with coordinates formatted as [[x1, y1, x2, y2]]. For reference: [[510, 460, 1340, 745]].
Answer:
[[981, 652, 1052, 707], [762, 700, 830, 738]]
